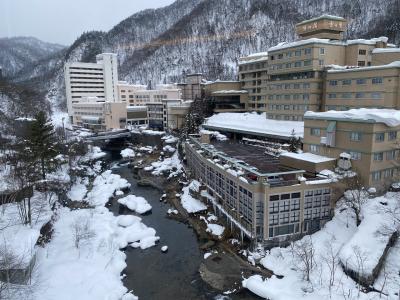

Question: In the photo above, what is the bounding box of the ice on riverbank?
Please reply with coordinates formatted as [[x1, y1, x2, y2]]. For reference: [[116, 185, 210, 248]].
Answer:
[[118, 195, 152, 214], [151, 152, 183, 178], [121, 148, 135, 159]]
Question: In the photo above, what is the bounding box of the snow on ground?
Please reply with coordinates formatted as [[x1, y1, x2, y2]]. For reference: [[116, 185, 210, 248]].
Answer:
[[206, 224, 225, 237], [204, 112, 304, 138], [162, 145, 176, 153], [180, 180, 207, 213], [121, 148, 135, 159], [339, 193, 400, 279], [242, 192, 400, 300], [0, 163, 17, 192], [33, 207, 140, 300], [67, 177, 89, 202], [85, 170, 131, 206], [199, 129, 228, 141], [151, 152, 183, 179], [118, 195, 152, 214], [82, 146, 107, 162], [141, 129, 165, 136], [162, 135, 178, 144], [50, 110, 72, 130]]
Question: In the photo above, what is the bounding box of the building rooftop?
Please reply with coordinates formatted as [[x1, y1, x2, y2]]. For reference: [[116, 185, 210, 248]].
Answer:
[[280, 152, 336, 163], [268, 36, 389, 52], [305, 108, 400, 127], [327, 60, 400, 73], [203, 112, 304, 139], [296, 14, 346, 26]]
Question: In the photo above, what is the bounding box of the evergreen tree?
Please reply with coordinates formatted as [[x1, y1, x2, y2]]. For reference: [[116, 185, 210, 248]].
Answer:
[[289, 129, 299, 153], [27, 111, 59, 180]]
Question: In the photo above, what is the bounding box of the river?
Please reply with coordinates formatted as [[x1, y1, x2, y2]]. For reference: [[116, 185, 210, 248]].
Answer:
[[104, 137, 261, 299]]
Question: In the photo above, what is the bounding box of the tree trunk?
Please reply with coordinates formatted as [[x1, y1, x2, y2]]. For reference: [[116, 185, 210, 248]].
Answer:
[[41, 157, 45, 180]]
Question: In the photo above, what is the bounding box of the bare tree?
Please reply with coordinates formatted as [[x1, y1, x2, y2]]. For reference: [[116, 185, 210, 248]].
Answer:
[[339, 174, 368, 226], [71, 217, 96, 251], [290, 236, 315, 282], [321, 238, 340, 295]]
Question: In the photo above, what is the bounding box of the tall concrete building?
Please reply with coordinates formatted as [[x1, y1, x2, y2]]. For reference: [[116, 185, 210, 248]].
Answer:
[[65, 53, 119, 121]]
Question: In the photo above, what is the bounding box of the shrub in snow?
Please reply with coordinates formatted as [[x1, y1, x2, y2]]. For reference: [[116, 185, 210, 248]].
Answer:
[[180, 182, 207, 213]]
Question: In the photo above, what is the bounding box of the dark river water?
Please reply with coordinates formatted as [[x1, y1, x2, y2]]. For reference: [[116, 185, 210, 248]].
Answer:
[[104, 136, 260, 300]]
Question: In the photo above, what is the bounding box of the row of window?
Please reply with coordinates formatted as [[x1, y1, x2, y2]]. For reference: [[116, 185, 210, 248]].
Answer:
[[329, 77, 383, 86], [268, 82, 316, 90], [239, 62, 268, 72], [327, 92, 383, 100], [371, 168, 396, 181], [310, 128, 397, 142], [270, 47, 324, 61], [268, 104, 309, 111], [268, 114, 304, 121], [270, 59, 325, 71], [268, 93, 310, 100]]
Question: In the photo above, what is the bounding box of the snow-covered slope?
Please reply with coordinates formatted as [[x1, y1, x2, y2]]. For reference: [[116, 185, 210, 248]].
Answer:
[[0, 37, 64, 78]]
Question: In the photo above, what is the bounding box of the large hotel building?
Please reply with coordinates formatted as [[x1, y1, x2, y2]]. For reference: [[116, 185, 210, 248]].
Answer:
[[238, 15, 400, 120]]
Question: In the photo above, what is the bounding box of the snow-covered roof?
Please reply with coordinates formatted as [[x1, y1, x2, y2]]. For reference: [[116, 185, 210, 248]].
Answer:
[[372, 48, 400, 54], [204, 112, 304, 138], [296, 14, 346, 25], [268, 37, 389, 52], [280, 152, 336, 163], [212, 90, 248, 95], [327, 60, 400, 73], [305, 108, 400, 127]]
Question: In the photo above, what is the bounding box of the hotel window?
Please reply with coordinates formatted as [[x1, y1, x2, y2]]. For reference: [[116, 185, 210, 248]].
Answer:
[[383, 169, 394, 178], [374, 152, 384, 161], [310, 128, 321, 136], [286, 51, 292, 57], [310, 144, 320, 154], [349, 151, 361, 160], [372, 77, 383, 84], [358, 61, 366, 66], [284, 94, 291, 100], [372, 171, 381, 181], [294, 83, 300, 89], [304, 60, 312, 66], [295, 50, 301, 56], [358, 49, 367, 55], [350, 132, 362, 141], [356, 78, 367, 84], [386, 150, 396, 160], [329, 80, 338, 86], [303, 94, 310, 100], [304, 48, 312, 55], [371, 92, 382, 99], [388, 131, 397, 140], [290, 211, 300, 222], [293, 94, 300, 100], [319, 60, 325, 66], [303, 83, 310, 89], [328, 93, 337, 99], [284, 84, 291, 89], [278, 53, 283, 59], [342, 93, 352, 99], [269, 202, 279, 213], [356, 92, 365, 98], [320, 48, 325, 55], [375, 132, 385, 142], [270, 55, 275, 60], [269, 214, 279, 225], [295, 61, 302, 67], [342, 79, 351, 85], [280, 213, 290, 224], [286, 63, 292, 68]]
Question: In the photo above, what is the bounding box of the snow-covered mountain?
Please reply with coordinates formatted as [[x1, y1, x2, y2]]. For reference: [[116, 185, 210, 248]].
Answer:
[[8, 0, 400, 111], [0, 37, 65, 78]]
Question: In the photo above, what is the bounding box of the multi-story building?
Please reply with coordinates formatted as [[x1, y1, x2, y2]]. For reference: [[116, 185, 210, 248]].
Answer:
[[65, 53, 119, 121], [177, 73, 204, 100], [303, 109, 400, 190], [237, 15, 398, 120], [118, 82, 181, 106], [147, 99, 191, 131], [204, 81, 248, 112], [71, 97, 126, 131], [185, 134, 337, 247], [324, 62, 400, 111], [238, 52, 269, 111]]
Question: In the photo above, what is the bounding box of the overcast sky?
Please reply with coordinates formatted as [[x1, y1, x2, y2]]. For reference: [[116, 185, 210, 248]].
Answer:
[[0, 0, 175, 45]]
